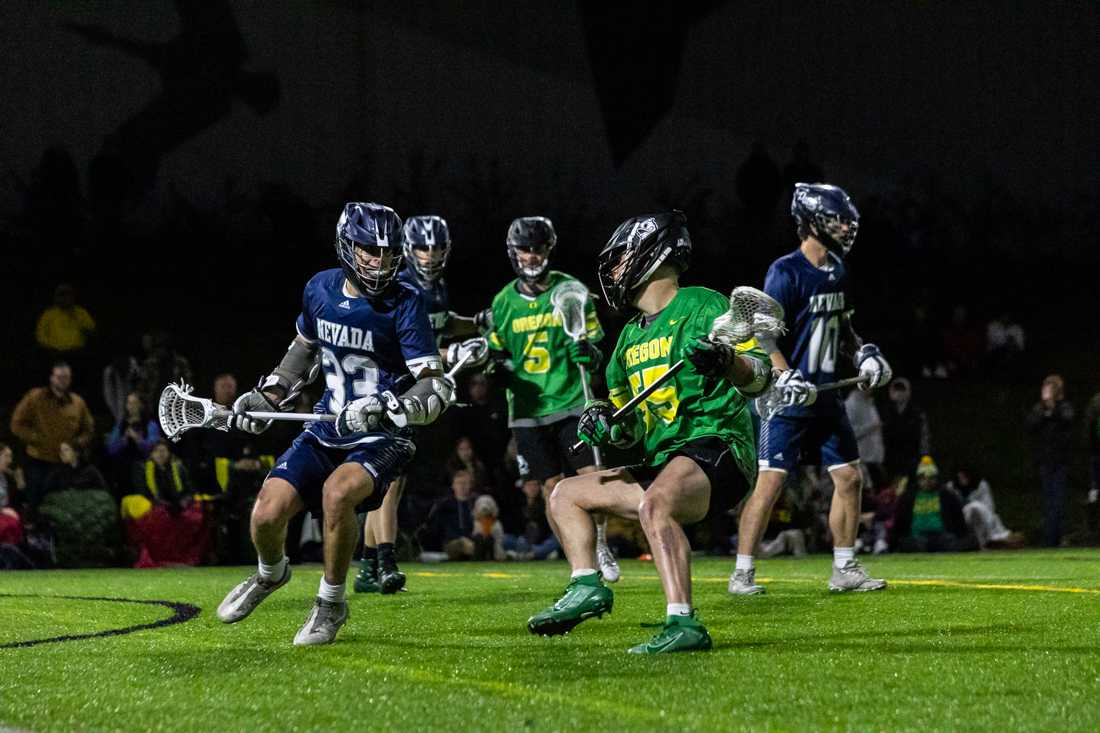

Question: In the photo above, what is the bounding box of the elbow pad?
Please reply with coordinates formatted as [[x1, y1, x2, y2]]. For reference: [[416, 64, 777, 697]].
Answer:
[[263, 338, 320, 408], [389, 376, 455, 427]]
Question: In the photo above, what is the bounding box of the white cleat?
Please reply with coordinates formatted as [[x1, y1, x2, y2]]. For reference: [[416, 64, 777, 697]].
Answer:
[[728, 568, 766, 596], [293, 598, 349, 646], [828, 559, 887, 592], [217, 566, 291, 623], [597, 542, 621, 583]]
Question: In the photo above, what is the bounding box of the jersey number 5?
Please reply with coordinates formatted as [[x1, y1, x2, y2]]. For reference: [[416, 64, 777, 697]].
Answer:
[[522, 332, 551, 374], [807, 314, 840, 375], [322, 347, 379, 412], [628, 364, 679, 427]]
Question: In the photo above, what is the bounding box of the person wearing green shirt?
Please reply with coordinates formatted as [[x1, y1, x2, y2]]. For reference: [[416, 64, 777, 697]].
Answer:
[[486, 217, 619, 581], [526, 211, 773, 654]]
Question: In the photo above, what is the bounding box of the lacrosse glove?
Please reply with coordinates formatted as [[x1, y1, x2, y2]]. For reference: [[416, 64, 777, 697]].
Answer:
[[567, 340, 603, 369], [685, 337, 734, 378], [336, 394, 387, 437], [231, 387, 280, 434], [474, 308, 494, 334], [775, 369, 817, 407], [445, 337, 489, 371], [854, 344, 892, 390]]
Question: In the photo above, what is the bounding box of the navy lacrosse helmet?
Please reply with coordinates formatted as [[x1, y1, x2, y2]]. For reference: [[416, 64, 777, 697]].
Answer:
[[403, 215, 451, 285], [506, 216, 556, 284], [791, 183, 860, 257], [598, 211, 691, 311], [335, 202, 403, 297]]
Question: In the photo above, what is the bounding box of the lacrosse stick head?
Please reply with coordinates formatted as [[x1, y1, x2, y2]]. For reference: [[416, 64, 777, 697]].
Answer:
[[158, 382, 229, 442], [709, 286, 786, 345], [550, 280, 591, 342]]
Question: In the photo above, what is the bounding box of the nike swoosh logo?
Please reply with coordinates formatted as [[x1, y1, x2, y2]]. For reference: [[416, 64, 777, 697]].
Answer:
[[668, 319, 680, 325], [650, 631, 685, 651]]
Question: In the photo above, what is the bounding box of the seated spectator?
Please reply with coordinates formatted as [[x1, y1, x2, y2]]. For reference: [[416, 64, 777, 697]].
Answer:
[[519, 476, 560, 560], [44, 441, 108, 495], [472, 495, 505, 561], [893, 456, 977, 553], [105, 392, 161, 494], [423, 469, 477, 560], [444, 436, 488, 489], [10, 361, 95, 505], [946, 467, 1022, 549], [0, 443, 26, 546], [121, 440, 208, 567]]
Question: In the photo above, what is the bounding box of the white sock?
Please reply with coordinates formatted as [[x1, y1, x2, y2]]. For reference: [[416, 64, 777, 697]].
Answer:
[[735, 554, 754, 572], [571, 568, 598, 579], [833, 546, 855, 568], [666, 603, 692, 617], [258, 555, 288, 581], [318, 578, 346, 603]]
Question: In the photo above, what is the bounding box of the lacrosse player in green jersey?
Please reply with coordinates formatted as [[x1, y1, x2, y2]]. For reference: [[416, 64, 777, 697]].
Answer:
[[485, 217, 620, 581], [526, 211, 774, 653]]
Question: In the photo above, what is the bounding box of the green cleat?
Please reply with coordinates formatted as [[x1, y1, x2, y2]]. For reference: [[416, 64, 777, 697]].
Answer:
[[527, 576, 613, 636], [353, 561, 381, 594], [628, 613, 713, 654]]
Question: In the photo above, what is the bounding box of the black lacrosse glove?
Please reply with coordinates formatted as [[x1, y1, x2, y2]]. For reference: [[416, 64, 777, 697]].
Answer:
[[577, 400, 617, 448], [474, 308, 494, 334], [567, 340, 604, 369], [685, 337, 734, 378]]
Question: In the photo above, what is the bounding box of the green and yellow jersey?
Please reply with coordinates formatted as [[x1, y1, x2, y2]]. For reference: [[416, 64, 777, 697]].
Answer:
[[605, 286, 767, 481], [488, 271, 604, 426]]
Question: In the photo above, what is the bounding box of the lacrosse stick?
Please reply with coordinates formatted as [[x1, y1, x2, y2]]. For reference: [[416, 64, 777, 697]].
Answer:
[[754, 374, 871, 422], [551, 280, 604, 467], [569, 286, 785, 455], [159, 350, 475, 441]]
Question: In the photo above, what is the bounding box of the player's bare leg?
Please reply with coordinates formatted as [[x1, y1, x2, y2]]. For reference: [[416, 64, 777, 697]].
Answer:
[[527, 468, 639, 637], [576, 464, 621, 582], [539, 474, 565, 541], [217, 478, 302, 623], [637, 457, 711, 609], [729, 469, 786, 595], [294, 463, 376, 646], [826, 462, 885, 592]]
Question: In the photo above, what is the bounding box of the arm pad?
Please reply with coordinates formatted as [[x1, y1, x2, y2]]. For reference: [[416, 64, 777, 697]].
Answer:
[[394, 375, 455, 426], [262, 336, 320, 408]]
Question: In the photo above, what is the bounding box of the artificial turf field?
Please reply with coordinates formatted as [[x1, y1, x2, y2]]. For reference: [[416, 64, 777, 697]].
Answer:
[[1, 550, 1099, 732]]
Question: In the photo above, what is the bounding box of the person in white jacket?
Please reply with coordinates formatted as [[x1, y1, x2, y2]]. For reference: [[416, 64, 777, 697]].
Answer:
[[946, 467, 1020, 548]]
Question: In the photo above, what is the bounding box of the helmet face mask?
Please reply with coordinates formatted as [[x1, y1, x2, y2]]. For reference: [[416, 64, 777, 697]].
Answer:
[[791, 183, 860, 257], [506, 217, 556, 284], [598, 212, 691, 311], [335, 202, 403, 297], [403, 215, 451, 284]]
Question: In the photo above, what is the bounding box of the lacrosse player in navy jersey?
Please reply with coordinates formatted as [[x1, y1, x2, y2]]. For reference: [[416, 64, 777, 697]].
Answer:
[[354, 215, 488, 594], [216, 203, 456, 646], [728, 183, 893, 595]]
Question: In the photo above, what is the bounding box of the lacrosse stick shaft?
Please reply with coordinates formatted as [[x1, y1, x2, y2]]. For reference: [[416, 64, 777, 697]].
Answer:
[[569, 359, 685, 455], [817, 375, 872, 392], [575, 363, 604, 468]]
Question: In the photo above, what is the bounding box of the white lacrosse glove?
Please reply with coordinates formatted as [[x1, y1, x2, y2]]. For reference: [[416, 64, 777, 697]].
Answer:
[[775, 369, 817, 407], [231, 389, 279, 434], [335, 394, 386, 437], [445, 337, 489, 371], [854, 343, 892, 391]]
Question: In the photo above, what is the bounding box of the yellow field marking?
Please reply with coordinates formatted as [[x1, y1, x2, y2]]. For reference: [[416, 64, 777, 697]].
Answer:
[[408, 570, 1100, 595]]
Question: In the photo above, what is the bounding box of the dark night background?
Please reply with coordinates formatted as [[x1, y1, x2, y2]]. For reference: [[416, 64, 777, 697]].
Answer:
[[1, 1, 1097, 534]]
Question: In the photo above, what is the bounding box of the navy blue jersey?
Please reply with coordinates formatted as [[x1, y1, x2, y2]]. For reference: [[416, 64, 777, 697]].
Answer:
[[764, 249, 854, 416], [296, 269, 440, 446], [398, 267, 450, 340]]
